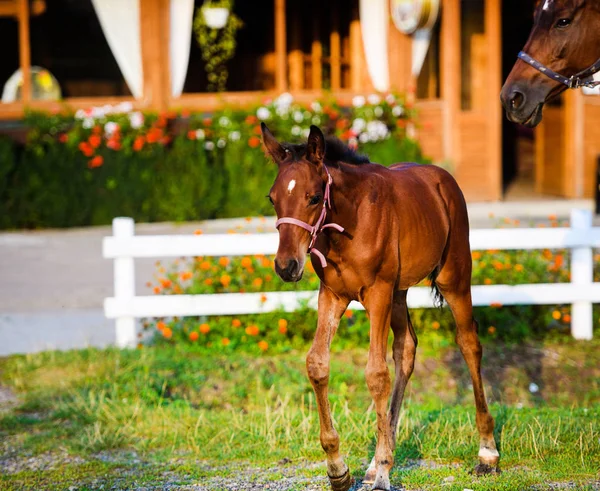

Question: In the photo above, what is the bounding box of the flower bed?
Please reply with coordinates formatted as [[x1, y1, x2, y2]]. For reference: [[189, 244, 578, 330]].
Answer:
[[0, 93, 428, 229], [144, 218, 600, 352]]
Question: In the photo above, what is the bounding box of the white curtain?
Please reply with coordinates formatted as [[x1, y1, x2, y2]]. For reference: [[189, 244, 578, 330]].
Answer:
[[170, 0, 195, 97], [359, 0, 390, 92], [91, 0, 143, 99]]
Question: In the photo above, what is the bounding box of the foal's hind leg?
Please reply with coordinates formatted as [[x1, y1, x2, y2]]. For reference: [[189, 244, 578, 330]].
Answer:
[[364, 290, 417, 484], [307, 285, 353, 491], [437, 276, 499, 472]]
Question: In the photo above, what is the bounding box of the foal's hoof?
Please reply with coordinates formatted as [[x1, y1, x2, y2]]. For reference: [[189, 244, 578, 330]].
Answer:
[[474, 463, 501, 475], [328, 469, 355, 491]]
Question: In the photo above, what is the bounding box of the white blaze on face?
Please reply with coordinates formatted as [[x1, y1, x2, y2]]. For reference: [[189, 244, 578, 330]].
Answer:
[[287, 179, 296, 194], [543, 0, 553, 11]]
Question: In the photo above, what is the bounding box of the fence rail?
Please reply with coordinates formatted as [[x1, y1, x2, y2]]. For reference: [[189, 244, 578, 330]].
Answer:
[[103, 209, 600, 347]]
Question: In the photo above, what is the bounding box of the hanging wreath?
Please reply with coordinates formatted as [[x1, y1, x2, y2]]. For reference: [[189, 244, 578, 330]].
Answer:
[[193, 0, 243, 92]]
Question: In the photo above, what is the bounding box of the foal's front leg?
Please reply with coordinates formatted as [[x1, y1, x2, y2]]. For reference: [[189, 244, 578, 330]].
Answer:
[[307, 285, 352, 491]]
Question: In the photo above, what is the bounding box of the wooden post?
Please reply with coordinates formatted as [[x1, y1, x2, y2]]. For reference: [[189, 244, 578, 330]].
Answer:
[[564, 90, 585, 198], [275, 0, 287, 92], [311, 4, 322, 90], [485, 0, 502, 200], [17, 0, 31, 104], [288, 3, 304, 90], [387, 16, 411, 93], [440, 0, 461, 163], [330, 0, 341, 91]]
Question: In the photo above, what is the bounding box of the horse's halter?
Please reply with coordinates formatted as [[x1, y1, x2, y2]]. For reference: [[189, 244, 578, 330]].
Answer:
[[518, 51, 600, 89], [275, 165, 344, 268]]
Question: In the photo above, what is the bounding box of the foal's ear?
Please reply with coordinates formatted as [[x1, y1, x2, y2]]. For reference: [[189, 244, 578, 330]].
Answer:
[[261, 123, 287, 163], [306, 125, 326, 164]]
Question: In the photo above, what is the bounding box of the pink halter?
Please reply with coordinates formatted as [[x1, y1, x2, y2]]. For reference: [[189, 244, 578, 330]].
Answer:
[[275, 166, 344, 268]]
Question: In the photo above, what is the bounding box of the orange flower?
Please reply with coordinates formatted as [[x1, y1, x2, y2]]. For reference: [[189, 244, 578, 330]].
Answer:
[[245, 115, 258, 124], [515, 264, 524, 272], [133, 136, 145, 151], [162, 327, 172, 339], [261, 258, 272, 268], [278, 319, 288, 334], [432, 321, 440, 330], [488, 326, 496, 334], [248, 136, 261, 148], [554, 254, 564, 268], [88, 155, 104, 169], [220, 274, 231, 287], [189, 331, 199, 341], [344, 310, 353, 319], [200, 261, 211, 271], [245, 324, 259, 336], [493, 261, 504, 271], [563, 314, 571, 323], [204, 278, 213, 286], [490, 302, 502, 308], [187, 130, 197, 140], [258, 340, 269, 351], [265, 274, 272, 282], [156, 321, 167, 331], [199, 323, 210, 334], [232, 319, 242, 328], [241, 257, 252, 268], [180, 271, 193, 281], [159, 278, 172, 288], [552, 310, 561, 320], [88, 134, 102, 149], [260, 293, 268, 304], [222, 337, 231, 346], [548, 214, 557, 221], [472, 251, 482, 260], [543, 249, 552, 260], [219, 257, 230, 267], [252, 278, 263, 288], [484, 278, 492, 285], [153, 286, 161, 294], [194, 229, 203, 235]]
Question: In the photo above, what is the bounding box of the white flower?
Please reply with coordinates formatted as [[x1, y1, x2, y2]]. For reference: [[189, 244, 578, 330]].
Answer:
[[217, 138, 226, 148], [104, 121, 119, 136], [291, 125, 302, 136], [82, 118, 94, 129], [528, 382, 539, 393], [229, 131, 241, 141], [275, 92, 293, 108], [352, 95, 365, 108], [293, 111, 304, 123], [276, 106, 290, 118], [75, 109, 86, 120], [351, 118, 366, 132], [359, 133, 370, 143], [385, 94, 396, 104], [392, 105, 404, 117], [366, 120, 389, 141], [516, 402, 524, 409], [310, 101, 322, 113], [374, 106, 383, 117], [129, 111, 144, 129], [117, 101, 133, 113], [367, 94, 381, 105], [257, 107, 271, 120], [195, 129, 205, 140], [218, 116, 231, 127], [312, 116, 321, 125], [205, 141, 215, 151]]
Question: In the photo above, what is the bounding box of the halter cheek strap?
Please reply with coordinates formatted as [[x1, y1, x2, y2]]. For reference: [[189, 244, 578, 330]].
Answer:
[[275, 166, 344, 268], [518, 51, 600, 89]]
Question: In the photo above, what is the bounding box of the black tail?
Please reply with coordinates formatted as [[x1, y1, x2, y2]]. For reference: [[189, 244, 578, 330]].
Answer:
[[428, 267, 444, 308]]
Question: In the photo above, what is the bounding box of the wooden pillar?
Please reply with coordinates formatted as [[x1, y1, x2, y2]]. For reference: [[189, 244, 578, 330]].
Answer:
[[441, 0, 461, 163], [330, 1, 341, 91], [564, 90, 585, 198], [288, 4, 304, 90], [311, 4, 322, 90], [275, 0, 287, 92], [485, 0, 502, 200], [17, 0, 31, 104], [387, 19, 412, 93], [141, 0, 170, 111]]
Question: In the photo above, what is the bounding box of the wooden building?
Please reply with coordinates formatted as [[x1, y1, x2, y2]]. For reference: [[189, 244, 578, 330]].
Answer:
[[0, 0, 598, 202]]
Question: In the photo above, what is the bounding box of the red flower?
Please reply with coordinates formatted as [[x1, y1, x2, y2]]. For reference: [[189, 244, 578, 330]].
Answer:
[[187, 130, 197, 140], [248, 136, 261, 148], [88, 155, 104, 168], [133, 136, 145, 151], [58, 133, 68, 143], [92, 125, 102, 135], [78, 142, 94, 157], [88, 134, 101, 149], [245, 115, 258, 125], [203, 117, 212, 126], [107, 139, 121, 151], [253, 125, 262, 135], [146, 128, 163, 144], [336, 118, 348, 130]]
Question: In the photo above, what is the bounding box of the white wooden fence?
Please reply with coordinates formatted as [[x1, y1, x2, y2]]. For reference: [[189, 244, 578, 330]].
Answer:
[[103, 209, 600, 347]]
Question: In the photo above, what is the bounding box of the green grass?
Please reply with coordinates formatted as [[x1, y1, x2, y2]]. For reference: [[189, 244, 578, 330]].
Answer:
[[1, 334, 599, 490]]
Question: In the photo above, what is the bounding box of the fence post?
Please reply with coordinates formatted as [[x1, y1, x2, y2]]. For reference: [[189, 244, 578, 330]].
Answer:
[[570, 209, 593, 340], [113, 217, 136, 348]]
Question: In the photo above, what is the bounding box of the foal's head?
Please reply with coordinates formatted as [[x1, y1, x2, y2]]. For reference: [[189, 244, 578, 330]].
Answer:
[[501, 0, 600, 127], [262, 123, 330, 282]]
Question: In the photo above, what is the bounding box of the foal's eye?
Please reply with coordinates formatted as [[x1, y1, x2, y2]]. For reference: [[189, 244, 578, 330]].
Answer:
[[555, 18, 572, 28], [266, 195, 274, 205], [309, 195, 321, 206]]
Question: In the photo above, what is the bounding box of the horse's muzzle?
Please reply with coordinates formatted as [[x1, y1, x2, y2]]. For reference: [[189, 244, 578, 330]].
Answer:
[[275, 258, 303, 282]]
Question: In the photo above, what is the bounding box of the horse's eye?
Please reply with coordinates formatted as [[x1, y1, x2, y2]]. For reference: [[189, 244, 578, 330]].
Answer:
[[266, 195, 274, 205], [309, 195, 321, 206], [556, 18, 572, 28]]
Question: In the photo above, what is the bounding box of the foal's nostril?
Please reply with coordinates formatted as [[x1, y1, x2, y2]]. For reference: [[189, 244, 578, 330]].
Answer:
[[286, 259, 299, 277], [509, 90, 525, 111]]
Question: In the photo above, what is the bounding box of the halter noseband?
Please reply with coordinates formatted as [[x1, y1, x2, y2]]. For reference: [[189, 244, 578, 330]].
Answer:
[[275, 165, 344, 268], [518, 51, 600, 89]]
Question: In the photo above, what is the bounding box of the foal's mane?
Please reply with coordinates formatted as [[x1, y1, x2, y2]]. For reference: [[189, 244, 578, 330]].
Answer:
[[282, 137, 370, 166]]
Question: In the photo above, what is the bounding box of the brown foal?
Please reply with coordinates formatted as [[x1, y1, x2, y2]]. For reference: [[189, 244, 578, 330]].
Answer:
[[263, 124, 499, 491]]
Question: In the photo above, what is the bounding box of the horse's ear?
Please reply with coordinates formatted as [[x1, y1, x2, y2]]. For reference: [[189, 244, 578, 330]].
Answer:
[[306, 125, 325, 164], [261, 123, 287, 164]]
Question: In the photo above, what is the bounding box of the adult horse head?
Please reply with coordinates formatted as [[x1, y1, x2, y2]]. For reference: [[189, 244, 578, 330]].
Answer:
[[262, 124, 499, 491], [501, 0, 600, 127]]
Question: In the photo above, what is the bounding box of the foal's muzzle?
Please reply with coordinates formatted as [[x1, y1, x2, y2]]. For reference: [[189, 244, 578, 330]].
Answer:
[[275, 258, 303, 282]]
